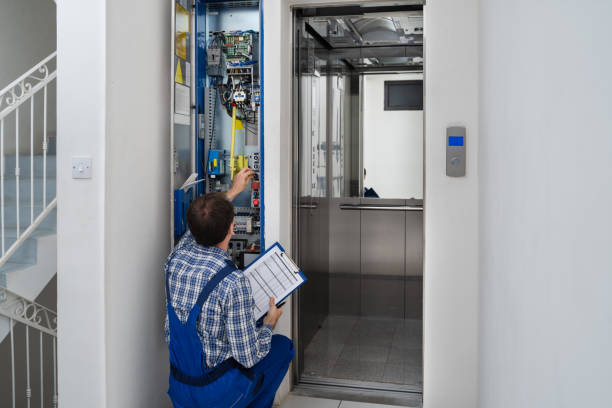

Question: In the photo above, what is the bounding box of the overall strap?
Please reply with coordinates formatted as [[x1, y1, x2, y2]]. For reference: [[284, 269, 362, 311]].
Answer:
[[165, 263, 172, 304], [194, 259, 237, 310]]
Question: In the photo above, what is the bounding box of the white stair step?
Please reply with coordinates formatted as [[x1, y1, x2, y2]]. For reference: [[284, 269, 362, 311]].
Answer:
[[1, 234, 57, 327], [1, 205, 57, 230], [0, 260, 35, 273], [1, 178, 56, 201]]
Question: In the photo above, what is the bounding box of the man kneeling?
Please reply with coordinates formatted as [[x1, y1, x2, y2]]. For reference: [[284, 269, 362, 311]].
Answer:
[[164, 169, 294, 408]]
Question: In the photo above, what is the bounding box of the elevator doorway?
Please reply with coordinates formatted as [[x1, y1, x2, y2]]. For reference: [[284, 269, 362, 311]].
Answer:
[[291, 3, 424, 405]]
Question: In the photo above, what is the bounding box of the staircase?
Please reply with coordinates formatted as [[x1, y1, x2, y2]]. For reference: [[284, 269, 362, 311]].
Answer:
[[0, 155, 56, 301], [0, 52, 58, 408]]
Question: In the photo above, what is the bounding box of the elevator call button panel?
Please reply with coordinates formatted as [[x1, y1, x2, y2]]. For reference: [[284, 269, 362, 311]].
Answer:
[[446, 126, 466, 177]]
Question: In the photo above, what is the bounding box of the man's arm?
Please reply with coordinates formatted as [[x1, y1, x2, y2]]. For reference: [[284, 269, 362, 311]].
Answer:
[[226, 168, 255, 201], [224, 274, 273, 368]]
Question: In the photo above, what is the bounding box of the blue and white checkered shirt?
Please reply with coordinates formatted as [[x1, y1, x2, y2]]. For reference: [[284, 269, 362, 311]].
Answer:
[[164, 231, 273, 368]]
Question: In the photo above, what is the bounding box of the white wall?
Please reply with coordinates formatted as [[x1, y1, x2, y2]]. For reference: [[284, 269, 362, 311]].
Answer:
[[362, 73, 423, 199], [264, 0, 294, 402], [57, 0, 480, 406], [422, 1, 479, 407], [58, 0, 171, 406], [479, 2, 612, 407], [0, 0, 56, 155], [0, 0, 56, 88], [57, 0, 107, 406], [104, 0, 171, 406]]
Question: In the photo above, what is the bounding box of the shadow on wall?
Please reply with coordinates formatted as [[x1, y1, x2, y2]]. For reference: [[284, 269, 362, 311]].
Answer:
[[0, 0, 57, 156]]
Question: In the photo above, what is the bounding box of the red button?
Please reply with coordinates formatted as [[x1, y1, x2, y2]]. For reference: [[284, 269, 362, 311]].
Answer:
[[253, 199, 259, 206]]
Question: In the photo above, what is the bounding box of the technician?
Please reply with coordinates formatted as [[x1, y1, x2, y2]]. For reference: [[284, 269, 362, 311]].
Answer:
[[164, 168, 294, 408]]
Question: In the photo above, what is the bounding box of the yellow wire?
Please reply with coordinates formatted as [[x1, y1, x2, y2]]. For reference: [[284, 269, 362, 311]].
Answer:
[[230, 105, 237, 178]]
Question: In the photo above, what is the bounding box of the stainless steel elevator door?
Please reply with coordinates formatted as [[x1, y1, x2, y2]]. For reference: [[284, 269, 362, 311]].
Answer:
[[293, 5, 424, 397]]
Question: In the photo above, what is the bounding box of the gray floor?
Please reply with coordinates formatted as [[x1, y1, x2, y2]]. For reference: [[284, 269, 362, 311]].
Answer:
[[303, 316, 423, 387], [280, 394, 412, 408]]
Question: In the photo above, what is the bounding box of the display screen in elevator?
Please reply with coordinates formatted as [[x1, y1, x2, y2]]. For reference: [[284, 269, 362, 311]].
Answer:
[[448, 136, 464, 146]]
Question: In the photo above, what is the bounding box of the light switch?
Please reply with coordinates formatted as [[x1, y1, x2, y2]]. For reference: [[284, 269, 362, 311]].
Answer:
[[72, 156, 92, 179]]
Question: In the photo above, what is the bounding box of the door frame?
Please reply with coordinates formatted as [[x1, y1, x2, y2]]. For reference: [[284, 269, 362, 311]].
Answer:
[[276, 0, 480, 407], [289, 3, 426, 404]]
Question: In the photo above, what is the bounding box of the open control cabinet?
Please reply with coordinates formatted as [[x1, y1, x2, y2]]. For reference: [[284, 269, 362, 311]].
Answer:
[[171, 0, 265, 267]]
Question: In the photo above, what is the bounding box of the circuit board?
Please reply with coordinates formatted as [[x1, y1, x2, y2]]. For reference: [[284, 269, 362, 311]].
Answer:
[[224, 32, 257, 63]]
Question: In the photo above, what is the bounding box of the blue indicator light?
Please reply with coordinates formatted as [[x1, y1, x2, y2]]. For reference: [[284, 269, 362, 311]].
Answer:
[[448, 136, 464, 147]]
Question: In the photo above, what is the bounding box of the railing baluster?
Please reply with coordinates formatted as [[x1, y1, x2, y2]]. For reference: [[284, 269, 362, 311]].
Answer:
[[42, 85, 47, 207], [53, 337, 58, 408], [1, 53, 58, 407], [40, 331, 44, 408], [26, 325, 32, 408], [1, 289, 58, 407], [15, 107, 20, 239], [30, 96, 34, 225], [10, 318, 16, 408], [1, 118, 4, 255]]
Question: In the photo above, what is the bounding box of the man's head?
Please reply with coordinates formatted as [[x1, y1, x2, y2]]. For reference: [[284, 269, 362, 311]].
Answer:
[[187, 193, 234, 247]]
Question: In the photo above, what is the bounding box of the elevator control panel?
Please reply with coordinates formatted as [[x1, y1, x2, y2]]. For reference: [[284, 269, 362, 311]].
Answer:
[[446, 126, 466, 177]]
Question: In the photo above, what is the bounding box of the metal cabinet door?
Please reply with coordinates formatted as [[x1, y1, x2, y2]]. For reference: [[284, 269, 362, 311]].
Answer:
[[170, 0, 196, 245]]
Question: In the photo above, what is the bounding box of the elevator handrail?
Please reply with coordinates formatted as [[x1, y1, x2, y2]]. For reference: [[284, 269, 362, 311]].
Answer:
[[339, 204, 423, 211]]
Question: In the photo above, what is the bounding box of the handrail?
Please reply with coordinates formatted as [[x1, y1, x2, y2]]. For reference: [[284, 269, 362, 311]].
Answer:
[[298, 204, 318, 209], [0, 51, 58, 408], [0, 52, 57, 268], [0, 52, 56, 97], [0, 52, 57, 120], [1, 286, 57, 408], [0, 198, 57, 269], [339, 204, 423, 211], [0, 286, 57, 336]]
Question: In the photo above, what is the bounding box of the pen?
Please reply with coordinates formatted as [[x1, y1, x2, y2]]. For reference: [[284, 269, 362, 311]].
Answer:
[[277, 301, 286, 308]]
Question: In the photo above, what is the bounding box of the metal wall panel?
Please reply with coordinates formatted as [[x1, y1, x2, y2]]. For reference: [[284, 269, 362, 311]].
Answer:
[[360, 198, 406, 318], [405, 204, 423, 318], [329, 197, 361, 315]]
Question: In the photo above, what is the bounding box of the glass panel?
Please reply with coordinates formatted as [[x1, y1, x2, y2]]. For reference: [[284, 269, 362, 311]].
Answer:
[[362, 73, 423, 199]]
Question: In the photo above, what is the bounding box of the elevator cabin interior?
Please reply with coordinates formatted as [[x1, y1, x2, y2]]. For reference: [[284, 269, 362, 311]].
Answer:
[[171, 0, 264, 268], [293, 3, 424, 403]]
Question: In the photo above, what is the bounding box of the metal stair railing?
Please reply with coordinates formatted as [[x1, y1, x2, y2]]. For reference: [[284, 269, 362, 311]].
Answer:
[[0, 286, 57, 408], [0, 52, 57, 269]]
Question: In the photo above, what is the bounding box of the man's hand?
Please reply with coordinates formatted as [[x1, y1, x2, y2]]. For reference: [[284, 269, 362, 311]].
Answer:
[[227, 168, 255, 201], [263, 297, 283, 329]]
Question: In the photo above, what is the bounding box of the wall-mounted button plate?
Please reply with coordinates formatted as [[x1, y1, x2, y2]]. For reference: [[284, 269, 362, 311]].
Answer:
[[72, 156, 92, 179], [446, 126, 466, 177]]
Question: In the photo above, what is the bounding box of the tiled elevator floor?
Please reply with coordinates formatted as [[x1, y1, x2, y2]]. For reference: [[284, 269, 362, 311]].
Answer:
[[302, 316, 423, 387]]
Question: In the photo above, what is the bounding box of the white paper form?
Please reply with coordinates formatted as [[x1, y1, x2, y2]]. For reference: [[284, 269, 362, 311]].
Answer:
[[243, 245, 305, 321]]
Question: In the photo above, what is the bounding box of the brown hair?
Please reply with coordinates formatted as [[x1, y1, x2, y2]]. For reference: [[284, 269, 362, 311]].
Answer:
[[187, 193, 234, 246]]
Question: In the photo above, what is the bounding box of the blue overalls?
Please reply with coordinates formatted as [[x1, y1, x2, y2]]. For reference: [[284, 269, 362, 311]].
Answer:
[[167, 259, 295, 408]]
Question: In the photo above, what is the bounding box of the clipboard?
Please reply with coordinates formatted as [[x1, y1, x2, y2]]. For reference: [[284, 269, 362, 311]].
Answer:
[[242, 242, 307, 321]]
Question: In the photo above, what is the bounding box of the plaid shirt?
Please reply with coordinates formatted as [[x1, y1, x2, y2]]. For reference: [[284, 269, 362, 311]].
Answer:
[[164, 231, 273, 368]]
